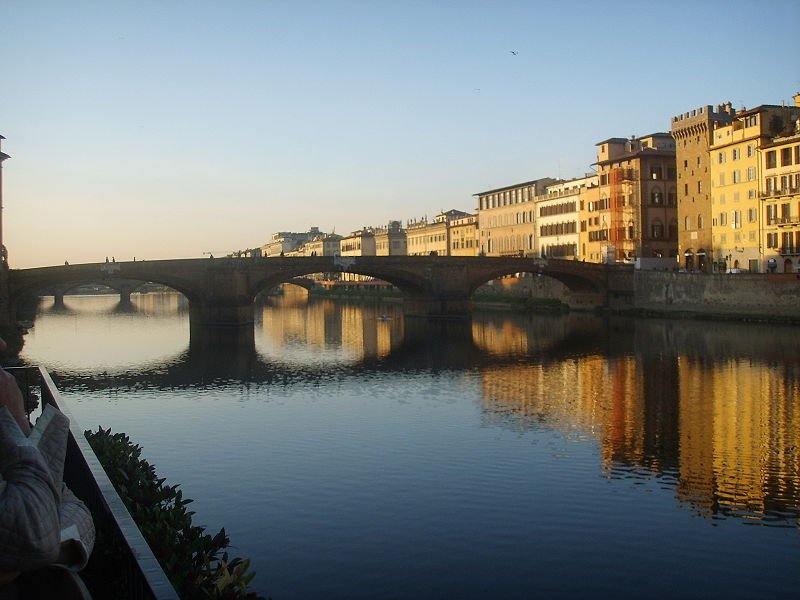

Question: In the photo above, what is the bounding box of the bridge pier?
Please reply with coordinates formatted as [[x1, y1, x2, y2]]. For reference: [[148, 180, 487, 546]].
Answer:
[[189, 302, 254, 328], [402, 295, 473, 319], [53, 288, 65, 308]]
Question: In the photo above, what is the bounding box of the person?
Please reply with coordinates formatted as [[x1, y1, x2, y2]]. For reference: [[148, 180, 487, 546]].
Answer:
[[0, 337, 95, 597]]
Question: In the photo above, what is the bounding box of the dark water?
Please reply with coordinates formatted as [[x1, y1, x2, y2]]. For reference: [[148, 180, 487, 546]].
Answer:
[[19, 291, 800, 599]]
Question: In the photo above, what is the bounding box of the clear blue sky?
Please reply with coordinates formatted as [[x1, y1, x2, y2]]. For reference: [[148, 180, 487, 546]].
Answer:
[[2, 0, 798, 268]]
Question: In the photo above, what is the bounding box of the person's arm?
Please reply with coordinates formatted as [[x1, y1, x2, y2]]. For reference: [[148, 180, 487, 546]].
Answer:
[[0, 407, 62, 572]]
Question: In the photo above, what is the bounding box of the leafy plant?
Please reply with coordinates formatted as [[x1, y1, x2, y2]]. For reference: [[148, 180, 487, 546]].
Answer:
[[84, 427, 264, 599]]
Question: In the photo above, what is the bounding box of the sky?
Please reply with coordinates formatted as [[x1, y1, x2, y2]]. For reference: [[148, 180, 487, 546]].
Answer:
[[2, 0, 798, 269]]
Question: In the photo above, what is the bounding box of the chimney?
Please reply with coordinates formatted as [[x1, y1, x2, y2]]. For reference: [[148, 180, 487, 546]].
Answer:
[[794, 92, 800, 108]]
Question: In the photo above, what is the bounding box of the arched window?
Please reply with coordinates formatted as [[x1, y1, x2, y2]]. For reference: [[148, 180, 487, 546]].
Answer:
[[684, 216, 691, 231], [697, 214, 704, 230]]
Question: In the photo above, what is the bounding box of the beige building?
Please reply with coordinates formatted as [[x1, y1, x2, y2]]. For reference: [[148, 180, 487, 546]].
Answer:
[[262, 228, 322, 257], [709, 103, 799, 272], [591, 134, 677, 266], [671, 104, 736, 272], [762, 103, 800, 274], [406, 209, 470, 256], [374, 221, 407, 256], [339, 229, 376, 256], [538, 175, 597, 260], [449, 213, 478, 256], [304, 233, 342, 256], [475, 178, 558, 257]]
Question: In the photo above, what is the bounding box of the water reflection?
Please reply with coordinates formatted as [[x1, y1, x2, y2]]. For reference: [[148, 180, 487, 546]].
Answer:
[[22, 292, 800, 532]]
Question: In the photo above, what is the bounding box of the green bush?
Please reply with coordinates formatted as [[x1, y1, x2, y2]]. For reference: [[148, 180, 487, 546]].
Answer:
[[85, 427, 264, 599]]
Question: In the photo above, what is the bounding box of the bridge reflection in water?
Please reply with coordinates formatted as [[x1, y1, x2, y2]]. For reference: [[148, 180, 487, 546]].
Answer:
[[28, 291, 800, 532]]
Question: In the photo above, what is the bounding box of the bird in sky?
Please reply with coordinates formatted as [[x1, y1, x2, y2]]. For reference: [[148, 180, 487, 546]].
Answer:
[[510, 50, 518, 55]]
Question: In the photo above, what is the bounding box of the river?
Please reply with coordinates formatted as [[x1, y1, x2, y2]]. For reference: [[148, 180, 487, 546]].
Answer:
[[18, 291, 800, 599]]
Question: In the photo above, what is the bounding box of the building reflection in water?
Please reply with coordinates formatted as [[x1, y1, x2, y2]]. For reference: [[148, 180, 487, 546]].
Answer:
[[254, 293, 798, 528], [470, 313, 799, 527], [256, 286, 405, 364], [85, 289, 798, 529]]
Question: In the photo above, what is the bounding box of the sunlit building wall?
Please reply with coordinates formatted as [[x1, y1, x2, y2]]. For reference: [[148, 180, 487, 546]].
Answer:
[[406, 209, 470, 256], [537, 175, 597, 260], [591, 134, 678, 266], [671, 103, 736, 272], [761, 96, 800, 274], [709, 102, 799, 272], [374, 221, 407, 256], [449, 214, 478, 256], [475, 178, 557, 257]]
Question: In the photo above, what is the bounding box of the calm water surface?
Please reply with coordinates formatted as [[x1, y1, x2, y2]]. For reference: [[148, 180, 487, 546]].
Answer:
[[19, 292, 800, 599]]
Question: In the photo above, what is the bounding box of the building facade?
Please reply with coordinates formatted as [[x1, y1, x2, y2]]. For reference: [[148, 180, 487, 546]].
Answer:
[[476, 178, 557, 257], [709, 103, 799, 272], [262, 228, 322, 257], [592, 134, 677, 266], [671, 103, 736, 272], [406, 209, 470, 256], [762, 101, 800, 273], [374, 221, 407, 256], [449, 214, 478, 256], [538, 175, 596, 260]]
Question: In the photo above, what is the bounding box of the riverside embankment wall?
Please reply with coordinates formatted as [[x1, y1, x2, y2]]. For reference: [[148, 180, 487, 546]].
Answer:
[[479, 270, 800, 322], [630, 271, 800, 321]]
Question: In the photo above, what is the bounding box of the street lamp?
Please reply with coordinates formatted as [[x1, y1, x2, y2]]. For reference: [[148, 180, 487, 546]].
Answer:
[[0, 135, 9, 264]]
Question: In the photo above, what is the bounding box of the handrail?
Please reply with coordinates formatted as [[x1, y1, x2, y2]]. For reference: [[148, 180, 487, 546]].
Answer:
[[8, 366, 179, 600]]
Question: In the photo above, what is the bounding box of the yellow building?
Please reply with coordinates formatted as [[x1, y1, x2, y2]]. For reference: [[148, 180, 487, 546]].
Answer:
[[591, 134, 677, 266], [449, 213, 478, 256], [709, 103, 798, 272], [406, 209, 470, 256], [671, 103, 736, 272], [475, 178, 557, 257], [761, 103, 800, 273], [538, 175, 597, 260]]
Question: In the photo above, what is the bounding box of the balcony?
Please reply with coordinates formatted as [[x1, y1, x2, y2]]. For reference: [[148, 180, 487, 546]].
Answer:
[[779, 247, 800, 256], [761, 186, 800, 199]]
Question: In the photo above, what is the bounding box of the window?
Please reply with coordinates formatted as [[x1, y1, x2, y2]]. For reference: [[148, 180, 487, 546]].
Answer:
[[766, 232, 778, 249], [719, 172, 726, 186], [650, 166, 663, 180], [781, 147, 793, 166], [698, 214, 704, 229], [766, 204, 777, 225], [766, 151, 777, 169], [747, 166, 756, 181], [732, 170, 741, 183], [651, 221, 664, 239], [651, 189, 663, 205], [748, 207, 757, 222], [697, 181, 702, 193], [732, 210, 742, 229], [732, 148, 740, 160], [747, 144, 754, 158], [718, 151, 726, 164], [684, 216, 691, 230], [719, 212, 728, 226]]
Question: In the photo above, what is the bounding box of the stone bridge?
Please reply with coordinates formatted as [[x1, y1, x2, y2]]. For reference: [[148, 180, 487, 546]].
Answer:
[[8, 256, 612, 327]]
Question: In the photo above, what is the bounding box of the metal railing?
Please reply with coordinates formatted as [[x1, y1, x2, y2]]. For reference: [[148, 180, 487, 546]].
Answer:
[[9, 366, 179, 600]]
